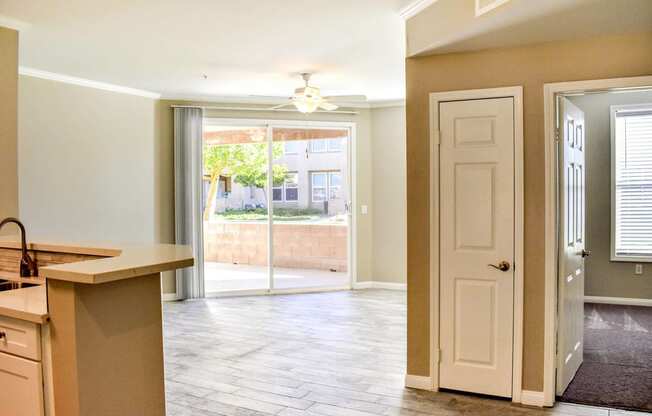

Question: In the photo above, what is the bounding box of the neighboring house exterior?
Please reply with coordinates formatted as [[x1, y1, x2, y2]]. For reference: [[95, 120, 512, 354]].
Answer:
[[204, 137, 349, 215]]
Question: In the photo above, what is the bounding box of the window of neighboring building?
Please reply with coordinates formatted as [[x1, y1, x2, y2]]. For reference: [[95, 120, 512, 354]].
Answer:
[[272, 185, 283, 201], [273, 172, 299, 202], [284, 141, 299, 155], [309, 138, 343, 153], [285, 173, 299, 201], [311, 171, 342, 202], [328, 138, 343, 152], [311, 172, 328, 202], [329, 172, 341, 199], [612, 105, 652, 261]]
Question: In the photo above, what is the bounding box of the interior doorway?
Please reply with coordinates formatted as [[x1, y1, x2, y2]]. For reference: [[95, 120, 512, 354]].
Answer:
[[544, 77, 652, 412], [201, 119, 354, 295]]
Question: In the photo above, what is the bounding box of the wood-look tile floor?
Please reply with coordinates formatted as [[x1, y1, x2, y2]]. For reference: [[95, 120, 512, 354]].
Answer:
[[162, 290, 638, 416]]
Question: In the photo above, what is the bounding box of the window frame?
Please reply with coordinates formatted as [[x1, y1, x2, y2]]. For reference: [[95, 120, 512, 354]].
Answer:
[[283, 140, 300, 155], [310, 172, 328, 202], [610, 103, 652, 262], [273, 172, 299, 202], [311, 170, 342, 203], [309, 138, 342, 153], [328, 172, 342, 200], [284, 172, 299, 202]]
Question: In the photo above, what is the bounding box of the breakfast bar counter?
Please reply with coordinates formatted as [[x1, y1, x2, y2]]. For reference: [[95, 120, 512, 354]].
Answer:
[[0, 237, 193, 416]]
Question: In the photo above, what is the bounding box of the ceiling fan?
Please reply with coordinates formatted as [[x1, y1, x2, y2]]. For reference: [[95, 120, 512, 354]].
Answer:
[[257, 73, 367, 113]]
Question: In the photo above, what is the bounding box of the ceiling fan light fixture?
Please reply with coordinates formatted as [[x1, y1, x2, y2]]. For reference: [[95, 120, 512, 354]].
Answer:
[[293, 97, 320, 113]]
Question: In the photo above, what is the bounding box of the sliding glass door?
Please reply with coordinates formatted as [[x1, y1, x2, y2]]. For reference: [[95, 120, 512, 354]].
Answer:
[[202, 120, 352, 295], [271, 127, 351, 290], [202, 123, 270, 293]]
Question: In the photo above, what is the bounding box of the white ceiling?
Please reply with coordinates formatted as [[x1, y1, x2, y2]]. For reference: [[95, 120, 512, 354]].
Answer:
[[0, 0, 407, 102]]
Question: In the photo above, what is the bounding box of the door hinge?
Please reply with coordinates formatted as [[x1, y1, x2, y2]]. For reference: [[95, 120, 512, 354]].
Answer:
[[554, 128, 560, 143], [434, 348, 442, 363]]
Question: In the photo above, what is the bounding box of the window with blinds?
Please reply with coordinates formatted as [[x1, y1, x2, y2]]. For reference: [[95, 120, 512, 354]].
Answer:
[[612, 105, 652, 260]]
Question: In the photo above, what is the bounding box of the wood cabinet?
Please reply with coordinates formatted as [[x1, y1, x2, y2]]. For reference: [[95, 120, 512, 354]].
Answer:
[[0, 351, 44, 416], [0, 316, 45, 416]]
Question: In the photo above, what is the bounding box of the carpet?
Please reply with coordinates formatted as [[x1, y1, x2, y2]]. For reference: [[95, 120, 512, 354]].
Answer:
[[559, 303, 652, 412]]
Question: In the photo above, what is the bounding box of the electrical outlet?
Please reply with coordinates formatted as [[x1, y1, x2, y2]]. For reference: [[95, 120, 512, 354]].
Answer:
[[635, 264, 643, 275], [361, 205, 368, 215]]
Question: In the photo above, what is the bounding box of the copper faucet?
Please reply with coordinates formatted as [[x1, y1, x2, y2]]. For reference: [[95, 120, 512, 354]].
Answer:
[[0, 218, 38, 278]]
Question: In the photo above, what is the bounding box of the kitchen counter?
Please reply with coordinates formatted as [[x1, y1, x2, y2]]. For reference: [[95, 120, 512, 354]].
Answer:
[[0, 237, 193, 284], [0, 285, 48, 323], [0, 236, 194, 416]]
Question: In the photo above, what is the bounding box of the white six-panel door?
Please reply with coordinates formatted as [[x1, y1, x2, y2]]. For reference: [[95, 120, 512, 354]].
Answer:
[[556, 97, 586, 395], [439, 97, 515, 398]]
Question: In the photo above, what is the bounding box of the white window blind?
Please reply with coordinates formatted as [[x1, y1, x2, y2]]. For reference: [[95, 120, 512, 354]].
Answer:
[[613, 108, 652, 259]]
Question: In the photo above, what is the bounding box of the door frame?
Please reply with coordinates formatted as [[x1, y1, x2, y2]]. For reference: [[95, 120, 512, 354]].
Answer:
[[542, 75, 652, 407], [201, 117, 357, 296], [429, 87, 525, 402]]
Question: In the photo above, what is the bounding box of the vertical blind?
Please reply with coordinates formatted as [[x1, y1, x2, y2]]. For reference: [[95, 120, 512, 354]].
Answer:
[[614, 109, 652, 258]]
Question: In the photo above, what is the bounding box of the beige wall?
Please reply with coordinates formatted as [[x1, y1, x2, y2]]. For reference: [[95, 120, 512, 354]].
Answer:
[[371, 106, 407, 284], [406, 31, 652, 391], [157, 100, 375, 293], [0, 27, 18, 233], [569, 91, 652, 300], [18, 75, 158, 243]]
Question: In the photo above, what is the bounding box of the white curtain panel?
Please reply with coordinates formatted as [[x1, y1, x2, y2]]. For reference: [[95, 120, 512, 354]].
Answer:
[[174, 107, 205, 299]]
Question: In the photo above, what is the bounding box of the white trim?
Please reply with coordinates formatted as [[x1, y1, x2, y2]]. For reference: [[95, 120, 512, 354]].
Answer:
[[167, 97, 404, 111], [0, 15, 31, 31], [543, 75, 652, 408], [161, 293, 181, 302], [19, 66, 161, 99], [399, 0, 439, 20], [372, 282, 407, 291], [353, 281, 373, 289], [520, 390, 545, 407], [475, 0, 511, 17], [404, 374, 434, 390], [352, 281, 407, 290], [369, 99, 406, 109], [429, 86, 525, 401], [585, 296, 652, 307]]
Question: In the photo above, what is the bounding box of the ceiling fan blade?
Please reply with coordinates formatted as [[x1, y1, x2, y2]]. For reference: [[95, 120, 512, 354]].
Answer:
[[269, 102, 293, 110], [319, 101, 339, 111], [248, 95, 292, 100], [322, 95, 367, 102]]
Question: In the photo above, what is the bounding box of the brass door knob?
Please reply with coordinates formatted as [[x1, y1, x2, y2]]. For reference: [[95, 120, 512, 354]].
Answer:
[[488, 261, 511, 272]]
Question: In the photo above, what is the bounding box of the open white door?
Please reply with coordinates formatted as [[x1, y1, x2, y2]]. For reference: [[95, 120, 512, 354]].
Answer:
[[439, 97, 515, 398], [556, 97, 587, 395]]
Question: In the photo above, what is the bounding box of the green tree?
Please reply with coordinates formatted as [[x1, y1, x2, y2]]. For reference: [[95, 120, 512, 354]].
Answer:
[[203, 142, 288, 220]]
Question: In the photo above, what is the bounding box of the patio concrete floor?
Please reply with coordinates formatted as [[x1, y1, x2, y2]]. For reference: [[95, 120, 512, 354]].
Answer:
[[204, 262, 349, 293]]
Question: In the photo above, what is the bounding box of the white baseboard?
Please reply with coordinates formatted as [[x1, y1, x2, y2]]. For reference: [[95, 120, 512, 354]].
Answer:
[[585, 296, 652, 307], [404, 374, 433, 390], [353, 281, 407, 291], [520, 390, 546, 407], [161, 293, 180, 302], [372, 282, 407, 291]]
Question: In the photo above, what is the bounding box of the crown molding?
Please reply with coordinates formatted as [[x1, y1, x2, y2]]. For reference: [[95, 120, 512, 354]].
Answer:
[[163, 93, 405, 109], [398, 0, 439, 20], [19, 67, 161, 99], [0, 15, 31, 31], [369, 99, 405, 109]]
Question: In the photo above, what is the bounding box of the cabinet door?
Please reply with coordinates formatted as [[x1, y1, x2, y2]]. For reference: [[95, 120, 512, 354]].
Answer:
[[0, 352, 44, 416]]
